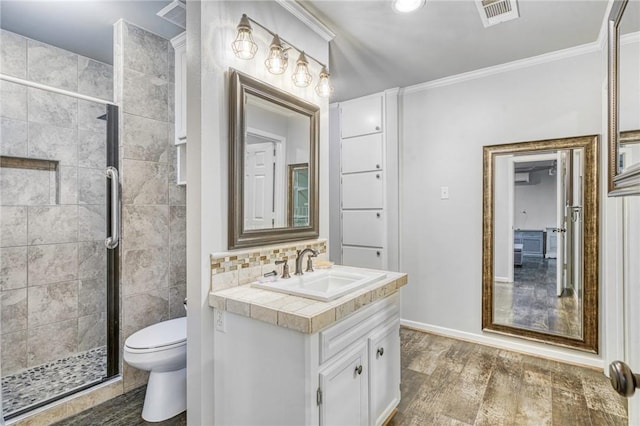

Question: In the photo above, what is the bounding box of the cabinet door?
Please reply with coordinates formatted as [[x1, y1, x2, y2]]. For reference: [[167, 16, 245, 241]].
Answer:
[[368, 320, 400, 426], [342, 210, 384, 247], [342, 172, 384, 209], [319, 343, 369, 426], [342, 133, 383, 173], [342, 246, 384, 270], [340, 96, 383, 139]]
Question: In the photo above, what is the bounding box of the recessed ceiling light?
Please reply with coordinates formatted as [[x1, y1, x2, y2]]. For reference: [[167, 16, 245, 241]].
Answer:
[[392, 0, 426, 13]]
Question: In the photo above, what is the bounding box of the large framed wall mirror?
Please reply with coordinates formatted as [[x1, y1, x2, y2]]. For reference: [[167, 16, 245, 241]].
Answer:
[[608, 0, 640, 195], [229, 69, 319, 249], [482, 135, 599, 353]]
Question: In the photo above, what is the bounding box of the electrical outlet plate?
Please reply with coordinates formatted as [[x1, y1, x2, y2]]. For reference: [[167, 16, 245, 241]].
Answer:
[[440, 186, 449, 200], [215, 309, 226, 333]]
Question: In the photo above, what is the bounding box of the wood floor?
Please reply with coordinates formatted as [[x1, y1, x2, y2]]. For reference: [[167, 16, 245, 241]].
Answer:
[[55, 328, 627, 426]]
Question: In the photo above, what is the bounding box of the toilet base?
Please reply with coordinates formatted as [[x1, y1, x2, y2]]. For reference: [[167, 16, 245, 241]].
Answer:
[[141, 367, 187, 422]]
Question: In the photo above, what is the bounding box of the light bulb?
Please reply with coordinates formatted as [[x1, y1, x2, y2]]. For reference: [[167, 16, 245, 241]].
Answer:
[[315, 66, 333, 98], [265, 35, 288, 75], [292, 52, 312, 87], [392, 0, 426, 13], [232, 15, 258, 59]]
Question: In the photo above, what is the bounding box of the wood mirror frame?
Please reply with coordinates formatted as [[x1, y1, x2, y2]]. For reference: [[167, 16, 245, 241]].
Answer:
[[608, 0, 640, 196], [482, 135, 599, 353], [228, 69, 320, 249]]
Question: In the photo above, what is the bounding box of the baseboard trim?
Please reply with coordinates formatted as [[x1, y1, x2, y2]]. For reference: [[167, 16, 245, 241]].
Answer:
[[494, 276, 512, 283], [400, 319, 603, 369]]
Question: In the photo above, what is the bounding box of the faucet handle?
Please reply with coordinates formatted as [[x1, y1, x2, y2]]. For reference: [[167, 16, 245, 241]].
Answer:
[[306, 253, 317, 272], [275, 259, 291, 279]]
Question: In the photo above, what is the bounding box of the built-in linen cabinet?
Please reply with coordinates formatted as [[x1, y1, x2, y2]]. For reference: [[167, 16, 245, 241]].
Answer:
[[338, 91, 398, 270], [171, 32, 187, 185]]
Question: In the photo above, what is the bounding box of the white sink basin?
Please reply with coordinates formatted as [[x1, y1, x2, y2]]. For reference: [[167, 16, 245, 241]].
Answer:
[[252, 267, 387, 302]]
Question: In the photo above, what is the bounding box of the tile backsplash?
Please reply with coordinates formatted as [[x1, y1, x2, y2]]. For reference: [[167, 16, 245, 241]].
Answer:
[[210, 239, 328, 291]]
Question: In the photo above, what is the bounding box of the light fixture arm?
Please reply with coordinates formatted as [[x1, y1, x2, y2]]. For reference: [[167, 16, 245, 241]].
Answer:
[[245, 15, 328, 71]]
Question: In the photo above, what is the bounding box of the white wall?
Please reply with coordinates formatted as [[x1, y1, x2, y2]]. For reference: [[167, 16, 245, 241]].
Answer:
[[399, 48, 604, 363], [514, 170, 557, 230], [186, 1, 328, 424]]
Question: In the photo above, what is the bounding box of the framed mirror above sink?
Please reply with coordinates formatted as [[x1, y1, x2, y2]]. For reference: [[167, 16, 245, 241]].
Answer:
[[482, 135, 599, 353], [229, 69, 320, 249]]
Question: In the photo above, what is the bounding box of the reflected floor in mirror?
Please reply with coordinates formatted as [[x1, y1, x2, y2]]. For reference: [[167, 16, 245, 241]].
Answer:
[[494, 257, 582, 338], [390, 328, 626, 425]]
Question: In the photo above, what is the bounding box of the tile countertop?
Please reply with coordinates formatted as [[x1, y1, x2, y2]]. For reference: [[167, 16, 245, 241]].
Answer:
[[209, 268, 408, 334]]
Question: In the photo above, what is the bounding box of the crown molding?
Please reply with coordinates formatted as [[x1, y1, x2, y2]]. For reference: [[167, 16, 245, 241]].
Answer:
[[402, 41, 602, 95], [274, 0, 336, 42]]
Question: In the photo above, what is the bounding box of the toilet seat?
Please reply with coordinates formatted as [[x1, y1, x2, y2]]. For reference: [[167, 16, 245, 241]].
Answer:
[[125, 317, 186, 351]]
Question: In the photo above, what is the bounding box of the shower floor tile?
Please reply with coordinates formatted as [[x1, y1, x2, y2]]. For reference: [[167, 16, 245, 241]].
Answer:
[[2, 346, 107, 418]]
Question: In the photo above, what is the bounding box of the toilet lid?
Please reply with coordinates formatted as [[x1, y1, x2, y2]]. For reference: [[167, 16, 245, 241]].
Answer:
[[126, 317, 186, 350]]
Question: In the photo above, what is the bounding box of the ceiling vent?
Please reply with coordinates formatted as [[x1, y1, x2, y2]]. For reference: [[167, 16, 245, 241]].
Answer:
[[157, 0, 186, 30], [475, 0, 519, 28]]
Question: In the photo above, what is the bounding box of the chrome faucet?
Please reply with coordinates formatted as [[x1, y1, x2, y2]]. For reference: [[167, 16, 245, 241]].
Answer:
[[295, 248, 319, 275]]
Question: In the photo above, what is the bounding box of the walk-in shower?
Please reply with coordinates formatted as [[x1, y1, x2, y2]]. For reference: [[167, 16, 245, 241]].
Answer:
[[0, 71, 120, 420]]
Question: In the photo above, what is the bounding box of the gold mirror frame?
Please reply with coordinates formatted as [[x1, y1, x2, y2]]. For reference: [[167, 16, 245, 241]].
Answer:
[[482, 135, 599, 353], [229, 69, 320, 249], [608, 0, 640, 196]]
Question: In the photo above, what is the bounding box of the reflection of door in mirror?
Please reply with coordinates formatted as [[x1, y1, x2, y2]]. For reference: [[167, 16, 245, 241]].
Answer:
[[288, 163, 309, 227], [493, 148, 585, 340]]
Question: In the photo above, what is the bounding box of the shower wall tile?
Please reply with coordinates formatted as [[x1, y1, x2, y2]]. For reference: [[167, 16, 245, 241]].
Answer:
[[1, 330, 27, 375], [28, 87, 78, 128], [0, 30, 27, 79], [0, 206, 27, 247], [79, 205, 106, 241], [122, 205, 169, 250], [27, 280, 79, 328], [27, 205, 78, 245], [27, 39, 78, 92], [0, 81, 27, 120], [78, 241, 106, 281], [78, 278, 106, 317], [169, 166, 186, 206], [27, 123, 78, 165], [122, 159, 168, 205], [121, 113, 168, 162], [122, 21, 169, 80], [78, 130, 106, 169], [28, 319, 78, 366], [78, 100, 107, 133], [58, 165, 79, 205], [78, 312, 106, 351], [78, 57, 113, 100], [168, 43, 175, 84], [170, 206, 186, 247], [1, 288, 27, 333], [0, 168, 51, 206], [168, 83, 175, 123], [170, 244, 186, 287], [169, 284, 186, 320], [122, 288, 169, 339], [0, 117, 28, 156], [78, 167, 106, 205], [0, 247, 27, 291], [27, 243, 78, 286], [122, 247, 169, 296], [122, 68, 168, 122]]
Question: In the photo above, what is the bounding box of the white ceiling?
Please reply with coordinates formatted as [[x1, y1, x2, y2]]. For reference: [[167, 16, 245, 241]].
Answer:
[[301, 0, 610, 101], [0, 0, 620, 103]]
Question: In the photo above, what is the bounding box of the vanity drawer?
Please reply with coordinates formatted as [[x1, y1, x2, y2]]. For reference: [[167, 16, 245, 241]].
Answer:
[[320, 292, 399, 364], [340, 95, 383, 139], [342, 246, 385, 270], [342, 133, 383, 173], [342, 210, 385, 247], [342, 172, 384, 209]]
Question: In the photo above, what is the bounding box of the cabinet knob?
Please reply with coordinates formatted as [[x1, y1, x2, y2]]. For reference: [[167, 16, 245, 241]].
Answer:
[[375, 126, 380, 131], [609, 361, 640, 397], [355, 365, 363, 376], [376, 212, 381, 218], [376, 164, 381, 169], [377, 347, 384, 358], [376, 174, 381, 179], [376, 251, 381, 257]]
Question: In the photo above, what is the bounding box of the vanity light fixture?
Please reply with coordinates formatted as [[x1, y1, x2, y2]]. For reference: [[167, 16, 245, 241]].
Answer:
[[232, 14, 333, 98], [231, 14, 258, 60], [392, 0, 426, 13], [292, 51, 312, 87]]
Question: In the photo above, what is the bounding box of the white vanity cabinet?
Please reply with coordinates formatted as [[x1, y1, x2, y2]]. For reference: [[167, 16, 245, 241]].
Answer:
[[170, 32, 186, 185], [340, 95, 383, 138], [214, 292, 401, 426]]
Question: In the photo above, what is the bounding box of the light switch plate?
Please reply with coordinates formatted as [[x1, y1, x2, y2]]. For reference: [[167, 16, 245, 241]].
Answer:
[[440, 186, 449, 200]]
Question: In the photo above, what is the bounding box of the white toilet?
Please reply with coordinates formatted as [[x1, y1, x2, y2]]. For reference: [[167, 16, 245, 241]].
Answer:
[[124, 317, 187, 422]]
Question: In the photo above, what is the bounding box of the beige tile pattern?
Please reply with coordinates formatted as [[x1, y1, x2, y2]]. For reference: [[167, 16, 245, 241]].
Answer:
[[210, 269, 407, 334]]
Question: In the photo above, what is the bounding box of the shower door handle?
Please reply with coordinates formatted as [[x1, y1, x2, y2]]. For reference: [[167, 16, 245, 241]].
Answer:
[[105, 166, 120, 249]]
